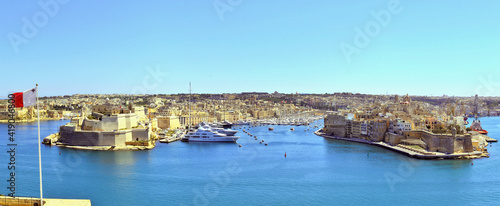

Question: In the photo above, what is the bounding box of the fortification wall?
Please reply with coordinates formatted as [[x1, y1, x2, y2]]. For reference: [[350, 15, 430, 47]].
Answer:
[[385, 133, 404, 146], [59, 125, 132, 146], [59, 126, 100, 146], [401, 130, 473, 154], [132, 128, 150, 141], [325, 126, 346, 138]]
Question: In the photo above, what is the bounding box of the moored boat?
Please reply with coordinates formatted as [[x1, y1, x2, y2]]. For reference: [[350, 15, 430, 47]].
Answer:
[[471, 120, 488, 135], [184, 126, 239, 142]]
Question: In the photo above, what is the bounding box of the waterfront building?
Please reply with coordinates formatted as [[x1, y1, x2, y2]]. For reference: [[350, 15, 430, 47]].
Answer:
[[360, 121, 368, 136], [324, 113, 346, 137], [368, 119, 388, 142], [58, 112, 151, 147], [345, 120, 353, 138], [157, 116, 181, 130], [352, 120, 361, 138]]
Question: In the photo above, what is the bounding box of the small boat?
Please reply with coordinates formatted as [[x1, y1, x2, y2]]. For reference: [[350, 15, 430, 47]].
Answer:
[[471, 120, 488, 135], [221, 120, 233, 129], [159, 138, 172, 143], [269, 127, 274, 131], [474, 129, 488, 135], [290, 127, 294, 131]]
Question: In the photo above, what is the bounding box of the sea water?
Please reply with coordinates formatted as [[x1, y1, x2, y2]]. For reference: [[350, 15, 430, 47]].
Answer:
[[1, 117, 499, 205]]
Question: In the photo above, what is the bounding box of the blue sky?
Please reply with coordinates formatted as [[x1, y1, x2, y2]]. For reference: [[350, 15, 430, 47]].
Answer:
[[1, 0, 499, 97]]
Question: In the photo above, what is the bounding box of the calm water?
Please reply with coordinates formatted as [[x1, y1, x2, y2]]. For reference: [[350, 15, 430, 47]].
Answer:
[[1, 117, 500, 205]]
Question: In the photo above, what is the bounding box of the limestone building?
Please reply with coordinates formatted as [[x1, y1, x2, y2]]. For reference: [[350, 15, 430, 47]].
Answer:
[[58, 113, 151, 147]]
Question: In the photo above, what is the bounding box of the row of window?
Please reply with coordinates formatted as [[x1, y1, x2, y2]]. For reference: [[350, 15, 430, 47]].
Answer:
[[189, 136, 209, 138]]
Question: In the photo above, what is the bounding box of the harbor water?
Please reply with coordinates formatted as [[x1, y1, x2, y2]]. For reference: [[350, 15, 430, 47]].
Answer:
[[1, 117, 500, 205]]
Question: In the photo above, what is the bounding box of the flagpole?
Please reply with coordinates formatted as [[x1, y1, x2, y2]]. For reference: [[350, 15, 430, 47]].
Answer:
[[36, 84, 43, 205]]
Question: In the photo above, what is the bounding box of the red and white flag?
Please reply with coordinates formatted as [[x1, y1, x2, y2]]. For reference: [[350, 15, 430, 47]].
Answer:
[[14, 87, 37, 108]]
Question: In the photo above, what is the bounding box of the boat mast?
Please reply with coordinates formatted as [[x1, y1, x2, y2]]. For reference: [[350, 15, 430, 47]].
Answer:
[[189, 82, 191, 130]]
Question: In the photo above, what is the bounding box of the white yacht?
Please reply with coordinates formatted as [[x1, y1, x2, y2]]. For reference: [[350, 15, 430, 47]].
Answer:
[[221, 120, 233, 128], [185, 126, 239, 142], [212, 127, 239, 136], [199, 122, 239, 136], [208, 122, 224, 128]]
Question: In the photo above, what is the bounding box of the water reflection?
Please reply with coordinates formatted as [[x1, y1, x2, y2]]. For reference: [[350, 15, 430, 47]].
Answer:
[[95, 151, 138, 166]]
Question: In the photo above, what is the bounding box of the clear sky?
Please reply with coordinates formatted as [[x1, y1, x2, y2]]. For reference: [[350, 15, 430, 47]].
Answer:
[[1, 0, 499, 97]]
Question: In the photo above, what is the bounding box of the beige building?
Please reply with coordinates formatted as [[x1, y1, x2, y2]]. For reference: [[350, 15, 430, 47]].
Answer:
[[324, 114, 346, 137], [157, 116, 181, 130], [58, 113, 151, 147], [368, 119, 388, 142]]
